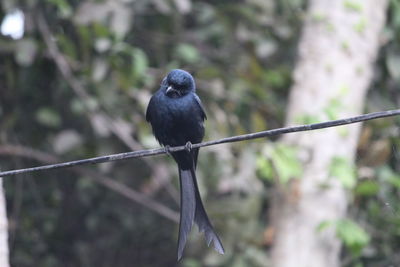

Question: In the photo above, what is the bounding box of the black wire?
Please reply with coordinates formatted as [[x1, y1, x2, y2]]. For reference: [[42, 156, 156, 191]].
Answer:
[[1, 109, 399, 177]]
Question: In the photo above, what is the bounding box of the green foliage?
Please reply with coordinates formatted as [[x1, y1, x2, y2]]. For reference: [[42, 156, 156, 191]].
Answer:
[[354, 181, 379, 196], [0, 0, 304, 266], [354, 18, 367, 34], [324, 85, 350, 121], [35, 107, 62, 128], [344, 1, 363, 12], [336, 219, 370, 255], [46, 0, 72, 18], [257, 144, 302, 183], [256, 155, 273, 180], [318, 219, 370, 256], [131, 48, 148, 78], [329, 156, 356, 189], [1, 0, 399, 266], [324, 97, 343, 120], [348, 2, 400, 264], [294, 113, 322, 125], [174, 43, 200, 64]]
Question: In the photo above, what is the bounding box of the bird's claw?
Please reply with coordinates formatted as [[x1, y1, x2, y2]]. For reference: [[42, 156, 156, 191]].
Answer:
[[164, 145, 172, 156], [185, 142, 193, 152]]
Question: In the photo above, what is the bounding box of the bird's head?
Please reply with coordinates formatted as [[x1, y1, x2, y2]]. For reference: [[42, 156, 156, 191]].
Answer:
[[163, 69, 195, 98]]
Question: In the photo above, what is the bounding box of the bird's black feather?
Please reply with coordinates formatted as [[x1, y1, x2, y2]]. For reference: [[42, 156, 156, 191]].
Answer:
[[146, 69, 224, 260]]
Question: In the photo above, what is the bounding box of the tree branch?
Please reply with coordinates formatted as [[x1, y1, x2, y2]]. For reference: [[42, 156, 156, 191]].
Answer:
[[36, 10, 180, 204], [36, 11, 143, 151]]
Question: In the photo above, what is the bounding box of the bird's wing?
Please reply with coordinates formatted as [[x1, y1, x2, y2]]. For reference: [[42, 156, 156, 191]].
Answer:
[[146, 78, 167, 122], [145, 96, 155, 122], [193, 94, 207, 120]]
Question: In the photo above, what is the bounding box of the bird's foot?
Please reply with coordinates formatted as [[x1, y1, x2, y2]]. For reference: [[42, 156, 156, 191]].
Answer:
[[164, 145, 172, 157], [185, 141, 193, 152]]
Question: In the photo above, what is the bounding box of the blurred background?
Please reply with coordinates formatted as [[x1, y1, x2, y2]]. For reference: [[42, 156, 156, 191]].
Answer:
[[0, 0, 399, 266]]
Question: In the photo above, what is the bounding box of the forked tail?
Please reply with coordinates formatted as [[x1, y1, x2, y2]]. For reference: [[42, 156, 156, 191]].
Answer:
[[177, 167, 224, 260]]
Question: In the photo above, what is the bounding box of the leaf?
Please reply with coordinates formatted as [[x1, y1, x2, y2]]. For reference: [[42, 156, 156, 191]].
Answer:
[[94, 38, 112, 53], [182, 258, 201, 267], [92, 58, 108, 82], [354, 18, 366, 34], [317, 220, 334, 232], [329, 156, 356, 188], [74, 2, 109, 25], [175, 43, 200, 64], [15, 38, 37, 66], [377, 166, 400, 188], [336, 219, 370, 255], [354, 180, 379, 196], [264, 69, 286, 88], [90, 114, 111, 137], [131, 48, 148, 78], [109, 2, 133, 39], [270, 144, 302, 183], [52, 130, 83, 154], [318, 219, 370, 256], [294, 114, 321, 125], [57, 34, 77, 59], [344, 0, 363, 12], [36, 108, 61, 128], [324, 97, 343, 120], [256, 156, 273, 180], [46, 0, 72, 18], [255, 40, 277, 59]]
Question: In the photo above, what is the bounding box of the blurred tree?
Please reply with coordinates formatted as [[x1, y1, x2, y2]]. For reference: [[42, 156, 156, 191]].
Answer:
[[1, 0, 400, 266], [0, 178, 10, 267], [269, 1, 388, 267]]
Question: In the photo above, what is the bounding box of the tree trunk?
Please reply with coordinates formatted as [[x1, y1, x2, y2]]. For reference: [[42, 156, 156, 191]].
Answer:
[[270, 1, 388, 267], [0, 177, 10, 267]]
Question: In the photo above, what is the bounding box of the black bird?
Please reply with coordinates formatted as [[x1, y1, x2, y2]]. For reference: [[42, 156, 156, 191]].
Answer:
[[146, 69, 224, 260]]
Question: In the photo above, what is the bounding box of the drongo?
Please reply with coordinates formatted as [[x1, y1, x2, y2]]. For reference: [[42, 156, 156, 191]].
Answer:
[[146, 69, 224, 260]]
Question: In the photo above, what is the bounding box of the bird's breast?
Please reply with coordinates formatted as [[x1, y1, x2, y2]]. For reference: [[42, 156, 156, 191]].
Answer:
[[150, 94, 204, 146]]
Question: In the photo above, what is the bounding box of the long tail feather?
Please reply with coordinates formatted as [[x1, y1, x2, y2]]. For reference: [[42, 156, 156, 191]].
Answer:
[[176, 149, 224, 260], [177, 169, 196, 260], [190, 167, 225, 255]]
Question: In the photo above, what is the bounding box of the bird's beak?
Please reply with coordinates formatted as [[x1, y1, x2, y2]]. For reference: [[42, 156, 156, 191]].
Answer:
[[166, 86, 173, 94]]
